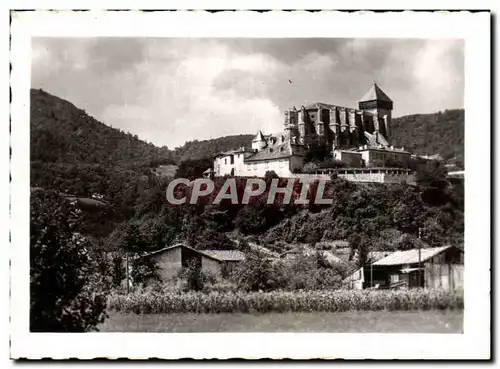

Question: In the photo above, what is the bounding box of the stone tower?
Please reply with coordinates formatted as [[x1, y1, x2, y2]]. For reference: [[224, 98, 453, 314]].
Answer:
[[251, 130, 267, 151], [297, 105, 307, 144], [284, 107, 299, 141], [358, 82, 393, 141]]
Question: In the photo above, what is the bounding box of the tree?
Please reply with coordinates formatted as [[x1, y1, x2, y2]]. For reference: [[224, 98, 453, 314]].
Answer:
[[416, 160, 448, 189], [416, 160, 450, 206], [175, 157, 213, 180], [264, 170, 279, 181], [302, 162, 319, 174], [304, 140, 330, 163], [234, 250, 284, 291], [120, 223, 160, 286], [384, 157, 406, 168], [110, 252, 125, 287], [30, 190, 109, 332], [178, 259, 215, 291]]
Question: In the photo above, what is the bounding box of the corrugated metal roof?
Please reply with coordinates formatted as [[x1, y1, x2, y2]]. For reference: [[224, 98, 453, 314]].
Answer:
[[202, 250, 246, 261], [373, 245, 453, 266], [368, 251, 392, 263]]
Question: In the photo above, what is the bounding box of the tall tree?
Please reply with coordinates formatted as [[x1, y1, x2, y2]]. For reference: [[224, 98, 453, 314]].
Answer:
[[30, 190, 109, 332]]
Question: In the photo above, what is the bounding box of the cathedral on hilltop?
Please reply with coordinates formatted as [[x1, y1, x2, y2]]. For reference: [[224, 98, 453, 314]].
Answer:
[[211, 82, 412, 180], [283, 82, 393, 149]]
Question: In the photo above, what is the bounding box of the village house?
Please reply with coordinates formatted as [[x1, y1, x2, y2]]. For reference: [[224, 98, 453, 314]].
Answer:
[[139, 244, 246, 282], [344, 245, 464, 290]]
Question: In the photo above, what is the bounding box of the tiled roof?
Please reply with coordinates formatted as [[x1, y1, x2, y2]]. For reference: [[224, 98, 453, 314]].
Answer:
[[253, 130, 265, 142], [142, 243, 221, 262], [359, 83, 393, 103], [214, 147, 254, 158], [373, 245, 454, 266], [303, 102, 374, 116], [304, 102, 339, 110], [202, 250, 246, 261], [244, 140, 302, 162]]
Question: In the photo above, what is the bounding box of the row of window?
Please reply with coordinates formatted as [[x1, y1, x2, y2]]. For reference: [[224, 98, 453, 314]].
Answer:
[[244, 160, 287, 171]]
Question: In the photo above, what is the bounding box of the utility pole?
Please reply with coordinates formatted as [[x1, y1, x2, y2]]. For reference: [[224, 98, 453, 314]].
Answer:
[[370, 249, 373, 288], [418, 228, 422, 288], [126, 252, 130, 294]]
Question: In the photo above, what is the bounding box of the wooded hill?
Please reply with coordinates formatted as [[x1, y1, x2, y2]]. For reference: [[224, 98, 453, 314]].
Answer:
[[391, 109, 464, 163]]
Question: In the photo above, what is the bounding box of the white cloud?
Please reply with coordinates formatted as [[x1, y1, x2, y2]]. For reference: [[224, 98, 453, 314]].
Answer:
[[31, 38, 464, 147], [99, 41, 284, 147]]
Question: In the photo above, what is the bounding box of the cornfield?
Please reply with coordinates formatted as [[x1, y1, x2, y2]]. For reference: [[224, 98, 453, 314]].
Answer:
[[108, 288, 463, 314]]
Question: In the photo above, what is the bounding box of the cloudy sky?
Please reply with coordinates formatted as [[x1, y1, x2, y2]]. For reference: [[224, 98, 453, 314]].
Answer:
[[31, 38, 464, 148]]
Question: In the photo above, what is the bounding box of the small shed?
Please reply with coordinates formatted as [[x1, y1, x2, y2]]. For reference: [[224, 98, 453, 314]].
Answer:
[[202, 250, 246, 277], [345, 245, 464, 290], [141, 244, 224, 281]]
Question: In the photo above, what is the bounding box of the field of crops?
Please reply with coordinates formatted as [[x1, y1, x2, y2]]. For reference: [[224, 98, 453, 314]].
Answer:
[[100, 310, 463, 333], [108, 288, 463, 314]]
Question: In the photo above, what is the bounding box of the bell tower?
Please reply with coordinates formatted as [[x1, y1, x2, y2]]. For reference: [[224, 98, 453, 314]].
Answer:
[[358, 82, 393, 140]]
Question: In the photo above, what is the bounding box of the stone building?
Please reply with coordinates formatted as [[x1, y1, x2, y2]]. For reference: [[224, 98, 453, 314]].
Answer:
[[139, 244, 246, 282], [212, 82, 412, 178], [284, 82, 393, 149]]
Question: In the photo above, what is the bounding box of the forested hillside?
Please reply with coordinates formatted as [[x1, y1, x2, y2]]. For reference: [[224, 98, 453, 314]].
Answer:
[[171, 135, 254, 162], [31, 88, 174, 169], [30, 89, 175, 226], [391, 109, 464, 163]]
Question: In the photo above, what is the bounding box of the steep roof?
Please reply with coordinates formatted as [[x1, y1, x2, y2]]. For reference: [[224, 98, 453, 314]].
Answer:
[[252, 130, 265, 142], [244, 140, 303, 162], [141, 243, 221, 262], [373, 245, 455, 266], [359, 83, 393, 103], [202, 250, 246, 262], [304, 102, 338, 110]]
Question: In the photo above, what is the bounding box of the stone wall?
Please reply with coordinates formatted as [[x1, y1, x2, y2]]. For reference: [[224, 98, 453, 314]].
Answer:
[[288, 170, 415, 185], [244, 158, 293, 177], [150, 247, 182, 281], [201, 257, 223, 280]]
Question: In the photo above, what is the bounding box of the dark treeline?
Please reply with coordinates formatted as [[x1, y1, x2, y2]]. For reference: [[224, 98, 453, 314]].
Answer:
[[391, 109, 464, 163]]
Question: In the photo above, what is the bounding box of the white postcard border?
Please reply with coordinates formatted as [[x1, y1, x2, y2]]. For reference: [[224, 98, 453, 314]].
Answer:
[[9, 10, 490, 359]]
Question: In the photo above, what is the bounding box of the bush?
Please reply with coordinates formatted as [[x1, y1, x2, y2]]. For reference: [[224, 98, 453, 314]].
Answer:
[[264, 170, 279, 181], [30, 190, 109, 332], [177, 260, 216, 291], [302, 162, 319, 174], [233, 251, 285, 292], [304, 140, 330, 163], [108, 288, 464, 314], [318, 158, 348, 169]]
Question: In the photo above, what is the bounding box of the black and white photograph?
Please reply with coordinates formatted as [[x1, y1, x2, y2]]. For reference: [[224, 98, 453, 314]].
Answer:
[[9, 10, 490, 360]]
